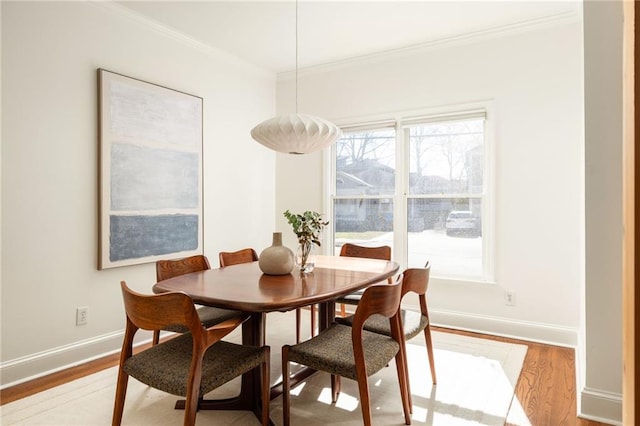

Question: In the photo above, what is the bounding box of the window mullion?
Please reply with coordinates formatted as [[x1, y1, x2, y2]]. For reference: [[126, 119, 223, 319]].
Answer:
[[394, 123, 407, 270], [324, 144, 336, 255]]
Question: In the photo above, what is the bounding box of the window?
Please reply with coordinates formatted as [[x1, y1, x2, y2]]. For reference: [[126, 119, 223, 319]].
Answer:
[[329, 109, 490, 281], [333, 126, 396, 254], [405, 116, 486, 279]]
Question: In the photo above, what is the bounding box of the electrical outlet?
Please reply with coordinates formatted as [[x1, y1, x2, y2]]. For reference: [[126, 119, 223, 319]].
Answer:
[[504, 291, 516, 306], [76, 306, 88, 325]]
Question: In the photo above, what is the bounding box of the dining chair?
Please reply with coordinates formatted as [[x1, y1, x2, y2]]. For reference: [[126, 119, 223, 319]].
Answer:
[[218, 247, 259, 267], [219, 247, 311, 343], [281, 281, 411, 426], [335, 243, 393, 317], [337, 264, 436, 410], [113, 281, 270, 426], [153, 254, 247, 345]]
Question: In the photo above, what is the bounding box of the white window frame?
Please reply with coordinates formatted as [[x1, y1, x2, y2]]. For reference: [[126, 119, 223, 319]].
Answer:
[[324, 103, 494, 283]]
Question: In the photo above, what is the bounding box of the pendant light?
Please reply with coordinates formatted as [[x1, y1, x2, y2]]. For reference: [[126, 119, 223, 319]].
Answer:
[[251, 0, 341, 155]]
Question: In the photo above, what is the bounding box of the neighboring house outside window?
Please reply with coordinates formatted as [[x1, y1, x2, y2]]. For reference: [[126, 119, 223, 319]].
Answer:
[[329, 108, 491, 282]]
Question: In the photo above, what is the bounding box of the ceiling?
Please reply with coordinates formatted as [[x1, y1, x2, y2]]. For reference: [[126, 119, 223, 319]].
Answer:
[[116, 1, 582, 74]]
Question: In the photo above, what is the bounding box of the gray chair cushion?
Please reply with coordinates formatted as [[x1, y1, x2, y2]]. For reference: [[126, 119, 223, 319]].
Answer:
[[336, 309, 429, 341], [286, 323, 399, 381], [335, 289, 365, 306], [163, 306, 244, 333], [124, 333, 266, 397]]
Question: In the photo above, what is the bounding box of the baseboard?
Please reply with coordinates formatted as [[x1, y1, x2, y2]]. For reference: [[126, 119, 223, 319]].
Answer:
[[429, 308, 579, 347], [0, 330, 151, 389], [579, 387, 623, 425]]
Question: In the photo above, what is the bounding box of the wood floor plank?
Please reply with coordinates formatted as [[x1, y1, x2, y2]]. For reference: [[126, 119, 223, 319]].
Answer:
[[553, 346, 577, 424], [522, 343, 553, 424]]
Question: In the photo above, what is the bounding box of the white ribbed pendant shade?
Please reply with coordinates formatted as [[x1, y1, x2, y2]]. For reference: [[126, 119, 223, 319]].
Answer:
[[251, 113, 342, 154], [251, 1, 341, 154]]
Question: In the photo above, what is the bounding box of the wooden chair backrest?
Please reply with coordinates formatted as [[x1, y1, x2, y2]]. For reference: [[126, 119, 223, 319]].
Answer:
[[219, 248, 258, 267], [340, 244, 393, 287], [350, 281, 404, 360], [156, 255, 211, 282], [399, 262, 431, 299], [351, 281, 402, 330], [120, 281, 202, 337], [399, 261, 432, 319], [339, 243, 391, 261]]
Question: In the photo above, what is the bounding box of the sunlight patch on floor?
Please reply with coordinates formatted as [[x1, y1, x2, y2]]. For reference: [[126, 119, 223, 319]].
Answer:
[[505, 396, 532, 426], [406, 339, 522, 424], [290, 381, 306, 396], [317, 387, 359, 411]]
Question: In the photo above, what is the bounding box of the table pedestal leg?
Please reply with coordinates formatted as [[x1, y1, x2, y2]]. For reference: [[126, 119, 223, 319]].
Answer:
[[319, 300, 336, 330]]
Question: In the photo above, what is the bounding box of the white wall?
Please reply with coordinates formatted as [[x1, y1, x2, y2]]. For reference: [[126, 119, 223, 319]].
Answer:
[[276, 17, 624, 423], [0, 2, 276, 385]]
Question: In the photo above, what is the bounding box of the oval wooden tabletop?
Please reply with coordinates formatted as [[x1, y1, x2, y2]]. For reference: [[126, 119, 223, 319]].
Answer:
[[152, 255, 400, 312]]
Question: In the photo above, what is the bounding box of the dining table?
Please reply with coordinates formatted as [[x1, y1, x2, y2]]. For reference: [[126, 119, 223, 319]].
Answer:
[[152, 254, 399, 424]]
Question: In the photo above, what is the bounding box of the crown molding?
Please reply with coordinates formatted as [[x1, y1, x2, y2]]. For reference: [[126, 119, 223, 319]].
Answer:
[[278, 9, 581, 81]]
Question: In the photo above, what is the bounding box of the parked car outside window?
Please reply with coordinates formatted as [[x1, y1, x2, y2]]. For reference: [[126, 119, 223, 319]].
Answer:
[[445, 211, 481, 237]]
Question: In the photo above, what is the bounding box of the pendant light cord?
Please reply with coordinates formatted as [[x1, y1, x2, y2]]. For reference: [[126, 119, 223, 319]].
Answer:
[[295, 0, 299, 114]]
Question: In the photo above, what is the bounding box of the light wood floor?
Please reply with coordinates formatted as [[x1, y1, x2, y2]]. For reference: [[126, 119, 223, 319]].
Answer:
[[0, 326, 609, 426]]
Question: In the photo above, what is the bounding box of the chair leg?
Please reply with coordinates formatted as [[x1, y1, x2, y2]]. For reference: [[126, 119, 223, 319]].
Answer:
[[423, 325, 437, 384], [355, 372, 373, 426], [398, 332, 413, 413], [395, 352, 412, 425], [152, 330, 160, 346], [282, 346, 291, 426], [183, 395, 199, 426], [261, 348, 271, 426], [330, 374, 341, 403], [111, 369, 129, 426], [340, 303, 346, 317], [184, 374, 202, 426], [295, 309, 301, 343], [394, 311, 412, 414]]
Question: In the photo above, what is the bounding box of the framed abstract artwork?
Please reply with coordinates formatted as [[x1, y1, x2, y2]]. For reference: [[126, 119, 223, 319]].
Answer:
[[98, 69, 203, 269]]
